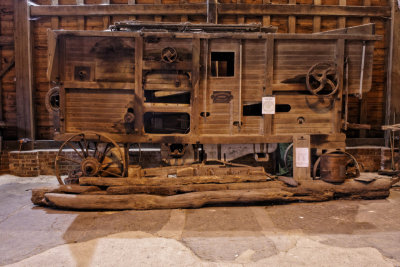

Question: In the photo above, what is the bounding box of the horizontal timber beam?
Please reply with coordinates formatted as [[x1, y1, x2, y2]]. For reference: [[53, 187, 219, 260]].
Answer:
[[30, 3, 390, 18], [0, 36, 14, 46], [30, 4, 207, 16], [219, 4, 391, 17]]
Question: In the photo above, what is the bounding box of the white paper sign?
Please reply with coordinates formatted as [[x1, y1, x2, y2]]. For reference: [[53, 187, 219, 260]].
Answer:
[[296, 147, 309, 168], [262, 96, 275, 115]]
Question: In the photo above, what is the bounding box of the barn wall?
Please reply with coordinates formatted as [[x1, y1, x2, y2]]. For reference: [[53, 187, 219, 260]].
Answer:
[[0, 0, 16, 139], [0, 0, 392, 141]]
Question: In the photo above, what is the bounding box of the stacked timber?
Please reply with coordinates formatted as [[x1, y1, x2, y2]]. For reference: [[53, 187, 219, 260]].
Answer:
[[31, 165, 399, 210]]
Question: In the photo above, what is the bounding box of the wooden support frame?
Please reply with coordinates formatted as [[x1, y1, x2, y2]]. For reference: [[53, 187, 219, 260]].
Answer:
[[14, 0, 35, 145], [30, 3, 390, 18]]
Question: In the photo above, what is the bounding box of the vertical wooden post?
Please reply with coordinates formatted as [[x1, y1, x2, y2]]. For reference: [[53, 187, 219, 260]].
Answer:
[[103, 0, 111, 30], [359, 0, 371, 138], [237, 0, 245, 24], [207, 0, 218, 24], [313, 0, 321, 32], [288, 0, 296, 33], [191, 38, 200, 135], [338, 0, 346, 28], [263, 35, 274, 136], [154, 0, 162, 22], [180, 0, 189, 22], [128, 0, 137, 21], [14, 0, 34, 144], [262, 0, 271, 26], [386, 0, 399, 145], [293, 134, 311, 181], [76, 0, 85, 30], [134, 37, 144, 134], [51, 0, 59, 29], [335, 38, 345, 133]]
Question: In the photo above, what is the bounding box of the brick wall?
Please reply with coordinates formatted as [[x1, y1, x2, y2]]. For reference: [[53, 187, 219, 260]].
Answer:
[[8, 151, 39, 177], [0, 151, 9, 171], [8, 150, 80, 177]]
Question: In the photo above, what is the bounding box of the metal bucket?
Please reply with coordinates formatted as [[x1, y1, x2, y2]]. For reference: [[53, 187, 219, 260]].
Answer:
[[320, 153, 348, 183]]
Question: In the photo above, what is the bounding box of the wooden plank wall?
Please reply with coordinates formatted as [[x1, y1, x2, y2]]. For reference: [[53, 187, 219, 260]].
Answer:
[[0, 0, 392, 141], [0, 0, 16, 139]]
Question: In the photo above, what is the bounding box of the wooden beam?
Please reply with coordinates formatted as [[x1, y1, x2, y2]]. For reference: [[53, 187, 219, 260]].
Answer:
[[207, 0, 218, 23], [337, 0, 346, 28], [262, 0, 271, 26], [218, 4, 390, 17], [102, 0, 110, 30], [386, 0, 400, 145], [14, 0, 35, 143], [51, 0, 59, 29], [134, 37, 144, 134], [76, 0, 85, 31], [288, 0, 296, 33], [0, 36, 14, 47], [30, 4, 391, 17], [154, 0, 162, 22], [128, 0, 136, 20], [264, 36, 274, 135], [313, 0, 321, 32], [31, 4, 207, 16], [191, 38, 200, 135]]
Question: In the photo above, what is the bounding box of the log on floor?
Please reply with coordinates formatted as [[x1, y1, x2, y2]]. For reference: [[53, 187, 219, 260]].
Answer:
[[40, 178, 397, 210], [79, 175, 272, 187]]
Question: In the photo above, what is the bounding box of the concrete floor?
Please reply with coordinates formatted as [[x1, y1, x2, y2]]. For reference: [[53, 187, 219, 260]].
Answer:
[[1, 175, 400, 266]]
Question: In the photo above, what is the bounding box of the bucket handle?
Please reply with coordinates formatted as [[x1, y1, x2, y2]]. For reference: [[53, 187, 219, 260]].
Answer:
[[312, 151, 361, 180]]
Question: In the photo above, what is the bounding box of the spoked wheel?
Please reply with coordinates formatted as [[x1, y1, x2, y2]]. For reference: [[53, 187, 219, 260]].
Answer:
[[55, 132, 127, 185], [306, 62, 339, 97]]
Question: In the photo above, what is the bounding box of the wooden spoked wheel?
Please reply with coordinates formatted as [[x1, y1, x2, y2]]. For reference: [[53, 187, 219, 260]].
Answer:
[[306, 62, 339, 97], [55, 132, 127, 185]]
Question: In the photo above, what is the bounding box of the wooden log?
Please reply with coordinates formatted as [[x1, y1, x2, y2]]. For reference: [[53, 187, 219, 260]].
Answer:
[[31, 185, 101, 205], [106, 177, 397, 196], [107, 181, 284, 195], [79, 175, 271, 187], [41, 178, 397, 210], [44, 189, 332, 210]]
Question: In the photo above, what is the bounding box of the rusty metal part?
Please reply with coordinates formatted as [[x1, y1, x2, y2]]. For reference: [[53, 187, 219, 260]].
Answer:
[[161, 47, 178, 63], [55, 131, 127, 185], [306, 62, 339, 97], [320, 153, 348, 183], [45, 86, 60, 113], [80, 156, 101, 177], [313, 151, 360, 182]]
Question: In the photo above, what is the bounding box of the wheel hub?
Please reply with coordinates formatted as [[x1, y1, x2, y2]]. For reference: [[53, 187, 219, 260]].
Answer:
[[80, 157, 101, 177]]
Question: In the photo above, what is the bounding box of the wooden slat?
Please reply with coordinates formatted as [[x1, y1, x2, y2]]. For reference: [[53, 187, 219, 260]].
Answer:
[[0, 36, 14, 47], [264, 36, 273, 135], [338, 0, 346, 29], [128, 0, 136, 21], [30, 4, 390, 17], [31, 4, 207, 16], [313, 0, 321, 33], [262, 0, 271, 26], [218, 4, 390, 17], [207, 0, 218, 24], [51, 0, 59, 29], [288, 0, 296, 34], [135, 37, 144, 134], [191, 38, 200, 135], [14, 0, 35, 143]]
